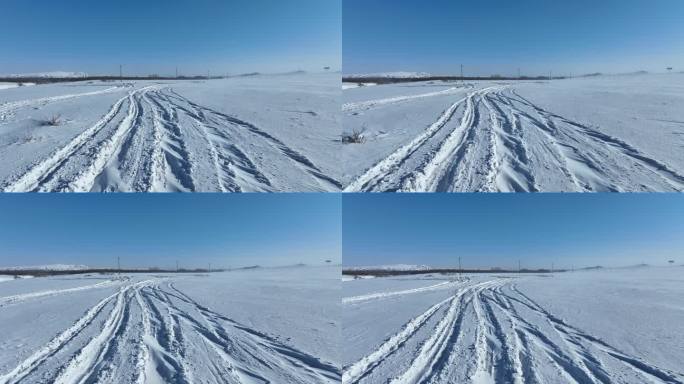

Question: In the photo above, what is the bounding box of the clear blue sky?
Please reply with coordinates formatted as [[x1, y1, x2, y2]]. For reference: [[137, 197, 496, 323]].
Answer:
[[343, 0, 684, 76], [0, 194, 341, 269], [343, 194, 684, 269], [0, 0, 341, 76]]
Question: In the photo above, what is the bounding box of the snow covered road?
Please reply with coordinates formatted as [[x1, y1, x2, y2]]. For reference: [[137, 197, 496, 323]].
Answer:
[[0, 74, 341, 192], [342, 270, 684, 384], [0, 269, 341, 384], [343, 75, 684, 192]]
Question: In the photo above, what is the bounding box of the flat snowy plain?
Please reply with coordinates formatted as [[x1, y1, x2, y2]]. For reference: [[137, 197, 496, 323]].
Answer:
[[342, 73, 684, 192], [0, 73, 341, 192], [0, 266, 340, 384], [342, 267, 684, 384]]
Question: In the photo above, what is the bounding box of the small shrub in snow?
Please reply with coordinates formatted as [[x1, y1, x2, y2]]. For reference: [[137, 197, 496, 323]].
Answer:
[[44, 114, 62, 126], [342, 129, 366, 144]]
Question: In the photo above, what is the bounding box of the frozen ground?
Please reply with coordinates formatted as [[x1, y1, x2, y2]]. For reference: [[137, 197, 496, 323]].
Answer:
[[342, 267, 684, 384], [342, 73, 684, 192], [0, 266, 340, 384], [0, 73, 341, 192]]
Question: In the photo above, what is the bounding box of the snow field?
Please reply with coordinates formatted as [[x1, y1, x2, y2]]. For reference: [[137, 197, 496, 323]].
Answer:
[[343, 74, 684, 192], [342, 269, 684, 384], [0, 267, 341, 384], [0, 73, 341, 192]]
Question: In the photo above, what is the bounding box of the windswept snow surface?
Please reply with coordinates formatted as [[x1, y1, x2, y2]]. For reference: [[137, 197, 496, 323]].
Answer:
[[0, 73, 341, 192], [0, 266, 340, 384], [342, 74, 684, 192], [342, 268, 684, 384]]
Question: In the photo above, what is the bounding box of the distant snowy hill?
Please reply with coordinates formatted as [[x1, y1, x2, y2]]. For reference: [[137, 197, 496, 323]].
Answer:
[[1, 264, 90, 271], [345, 72, 432, 79], [0, 71, 88, 79]]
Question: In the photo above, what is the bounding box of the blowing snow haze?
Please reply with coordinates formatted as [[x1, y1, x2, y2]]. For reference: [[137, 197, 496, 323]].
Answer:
[[0, 0, 341, 76]]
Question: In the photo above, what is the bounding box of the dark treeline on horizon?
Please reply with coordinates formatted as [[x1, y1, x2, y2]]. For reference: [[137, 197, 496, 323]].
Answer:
[[342, 75, 568, 84], [342, 268, 575, 277], [0, 267, 245, 277], [0, 75, 231, 84]]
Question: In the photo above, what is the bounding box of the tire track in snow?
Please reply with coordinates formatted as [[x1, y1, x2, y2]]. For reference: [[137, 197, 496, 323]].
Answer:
[[505, 285, 684, 384], [389, 280, 506, 384], [144, 90, 196, 192], [158, 90, 274, 192], [502, 89, 684, 192], [53, 280, 154, 384], [487, 287, 609, 384], [345, 84, 684, 192], [2, 92, 130, 192], [0, 278, 123, 307], [343, 86, 471, 112], [344, 86, 503, 192], [400, 88, 494, 192], [0, 86, 125, 122], [1, 278, 338, 384], [2, 86, 158, 192], [343, 280, 502, 384], [67, 87, 156, 192], [345, 279, 684, 384], [166, 282, 340, 383], [342, 280, 464, 305], [342, 296, 452, 384], [0, 288, 124, 384], [170, 90, 342, 191], [2, 84, 338, 192], [344, 88, 478, 192]]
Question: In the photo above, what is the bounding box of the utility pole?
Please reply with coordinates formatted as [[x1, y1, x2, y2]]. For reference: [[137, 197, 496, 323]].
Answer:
[[549, 70, 552, 81], [175, 66, 178, 79], [117, 256, 121, 274], [458, 256, 462, 279], [176, 260, 179, 273], [460, 64, 464, 84], [551, 262, 554, 275]]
